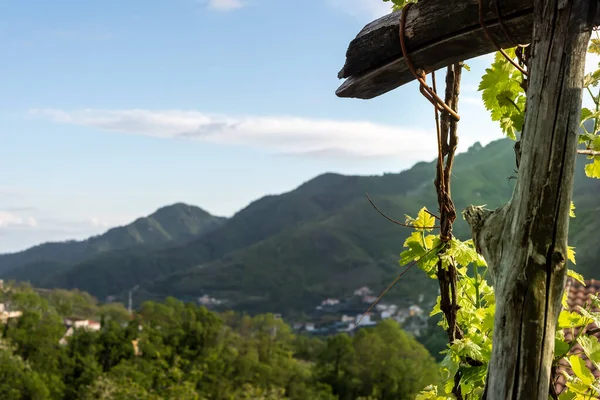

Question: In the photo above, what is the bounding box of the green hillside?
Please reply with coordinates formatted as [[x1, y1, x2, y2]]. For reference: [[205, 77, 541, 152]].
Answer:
[[4, 138, 600, 317], [140, 140, 519, 315], [0, 203, 226, 276]]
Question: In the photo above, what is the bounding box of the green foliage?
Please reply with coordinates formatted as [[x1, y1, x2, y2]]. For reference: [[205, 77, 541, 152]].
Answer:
[[478, 49, 526, 140], [314, 320, 438, 400], [477, 37, 600, 178], [398, 209, 492, 399], [548, 294, 600, 399], [0, 346, 50, 400], [398, 207, 592, 400], [580, 34, 600, 179], [0, 286, 436, 400], [382, 0, 418, 12], [375, 3, 600, 395]]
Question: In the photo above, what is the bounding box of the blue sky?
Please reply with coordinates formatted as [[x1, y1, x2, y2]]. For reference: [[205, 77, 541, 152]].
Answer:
[[0, 0, 575, 252]]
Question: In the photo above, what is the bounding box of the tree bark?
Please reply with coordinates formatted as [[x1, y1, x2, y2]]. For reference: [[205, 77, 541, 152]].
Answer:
[[463, 0, 597, 398]]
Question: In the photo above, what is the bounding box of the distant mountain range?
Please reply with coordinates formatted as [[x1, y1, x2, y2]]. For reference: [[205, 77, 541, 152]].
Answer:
[[0, 203, 226, 284], [2, 138, 599, 316]]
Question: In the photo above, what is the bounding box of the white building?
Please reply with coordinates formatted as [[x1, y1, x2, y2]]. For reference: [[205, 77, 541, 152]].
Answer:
[[0, 310, 22, 324], [354, 286, 372, 296], [60, 319, 102, 345], [355, 313, 374, 325], [321, 298, 340, 306], [362, 295, 378, 304], [341, 314, 354, 323], [409, 305, 424, 317], [198, 295, 224, 306]]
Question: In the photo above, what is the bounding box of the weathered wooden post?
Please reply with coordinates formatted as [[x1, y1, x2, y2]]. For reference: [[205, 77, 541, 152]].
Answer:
[[336, 0, 599, 398]]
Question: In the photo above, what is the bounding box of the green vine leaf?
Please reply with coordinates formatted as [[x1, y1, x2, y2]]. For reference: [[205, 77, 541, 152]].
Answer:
[[568, 355, 595, 386], [589, 37, 600, 55], [577, 336, 600, 370], [578, 307, 600, 330], [558, 391, 577, 400], [558, 310, 593, 329], [399, 230, 441, 276], [451, 338, 484, 362], [584, 158, 600, 179], [568, 269, 584, 284], [568, 247, 577, 265], [565, 380, 593, 397], [405, 207, 436, 231], [446, 239, 485, 267], [479, 50, 526, 140], [382, 0, 417, 11], [555, 337, 571, 360]]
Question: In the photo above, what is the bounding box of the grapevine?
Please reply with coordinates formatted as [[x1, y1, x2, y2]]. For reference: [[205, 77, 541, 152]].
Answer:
[[381, 1, 600, 399]]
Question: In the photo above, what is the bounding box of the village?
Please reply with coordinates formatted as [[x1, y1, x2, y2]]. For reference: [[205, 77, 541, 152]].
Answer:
[[288, 286, 432, 337], [195, 285, 434, 337], [1, 277, 432, 349]]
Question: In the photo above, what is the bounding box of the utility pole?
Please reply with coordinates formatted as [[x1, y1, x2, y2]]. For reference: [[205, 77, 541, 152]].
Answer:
[[128, 285, 139, 315]]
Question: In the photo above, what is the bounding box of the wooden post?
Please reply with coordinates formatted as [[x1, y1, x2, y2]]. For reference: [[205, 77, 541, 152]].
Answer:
[[464, 0, 597, 398], [335, 0, 599, 398]]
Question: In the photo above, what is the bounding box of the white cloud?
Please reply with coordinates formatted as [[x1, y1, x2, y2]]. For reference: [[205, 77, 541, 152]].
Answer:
[[90, 217, 110, 228], [206, 0, 244, 11], [327, 0, 392, 19], [0, 216, 126, 253], [0, 211, 37, 228], [31, 108, 483, 163]]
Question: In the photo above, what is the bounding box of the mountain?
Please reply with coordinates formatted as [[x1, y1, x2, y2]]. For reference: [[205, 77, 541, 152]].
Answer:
[[0, 203, 226, 276], [138, 139, 521, 314], [3, 138, 600, 316]]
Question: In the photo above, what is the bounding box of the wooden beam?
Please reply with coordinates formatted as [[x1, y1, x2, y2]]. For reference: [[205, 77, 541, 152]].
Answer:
[[336, 0, 600, 99]]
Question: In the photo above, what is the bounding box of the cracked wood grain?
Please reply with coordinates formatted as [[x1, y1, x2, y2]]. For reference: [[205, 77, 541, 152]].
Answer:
[[463, 0, 597, 398], [336, 0, 600, 99]]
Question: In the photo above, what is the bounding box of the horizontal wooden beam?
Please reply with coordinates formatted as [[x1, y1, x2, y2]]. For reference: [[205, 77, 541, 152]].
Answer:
[[336, 0, 600, 99]]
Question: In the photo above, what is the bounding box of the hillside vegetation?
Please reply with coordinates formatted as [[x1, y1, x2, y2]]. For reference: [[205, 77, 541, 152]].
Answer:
[[2, 138, 599, 316], [0, 284, 437, 400], [0, 203, 225, 276]]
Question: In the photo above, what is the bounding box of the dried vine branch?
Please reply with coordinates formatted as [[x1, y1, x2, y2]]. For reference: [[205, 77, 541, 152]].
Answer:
[[432, 62, 464, 400], [365, 192, 439, 229], [578, 149, 600, 156]]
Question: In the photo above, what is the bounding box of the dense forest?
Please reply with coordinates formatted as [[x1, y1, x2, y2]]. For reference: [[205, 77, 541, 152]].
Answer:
[[0, 282, 438, 400]]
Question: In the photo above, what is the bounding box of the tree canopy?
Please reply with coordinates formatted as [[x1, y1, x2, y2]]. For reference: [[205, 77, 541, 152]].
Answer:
[[0, 284, 437, 399]]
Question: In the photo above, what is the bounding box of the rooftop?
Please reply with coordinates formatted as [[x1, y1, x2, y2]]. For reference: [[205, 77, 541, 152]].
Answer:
[[554, 278, 600, 395]]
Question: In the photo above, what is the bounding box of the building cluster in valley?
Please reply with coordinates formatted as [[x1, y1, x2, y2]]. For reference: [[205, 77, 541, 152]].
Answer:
[[2, 278, 430, 347], [290, 286, 431, 337], [0, 279, 141, 354]]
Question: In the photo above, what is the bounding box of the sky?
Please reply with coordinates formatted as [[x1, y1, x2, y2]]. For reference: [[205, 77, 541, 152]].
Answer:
[[0, 0, 597, 253]]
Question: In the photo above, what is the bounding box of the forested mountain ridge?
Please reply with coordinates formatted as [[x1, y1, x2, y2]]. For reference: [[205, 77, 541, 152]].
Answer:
[[0, 203, 226, 275], [3, 138, 600, 317]]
